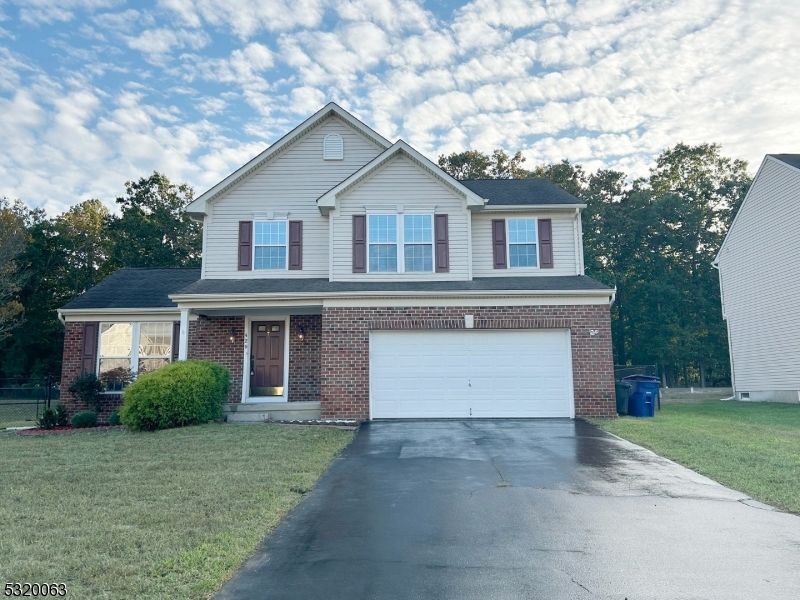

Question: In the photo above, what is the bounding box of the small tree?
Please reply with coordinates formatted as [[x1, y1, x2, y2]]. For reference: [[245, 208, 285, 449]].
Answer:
[[68, 372, 104, 412]]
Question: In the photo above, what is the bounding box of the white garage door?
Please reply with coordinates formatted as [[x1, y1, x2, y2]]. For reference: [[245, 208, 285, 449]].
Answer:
[[370, 329, 574, 419]]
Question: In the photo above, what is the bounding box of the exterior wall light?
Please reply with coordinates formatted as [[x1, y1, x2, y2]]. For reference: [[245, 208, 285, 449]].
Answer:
[[229, 328, 237, 343], [298, 325, 306, 341]]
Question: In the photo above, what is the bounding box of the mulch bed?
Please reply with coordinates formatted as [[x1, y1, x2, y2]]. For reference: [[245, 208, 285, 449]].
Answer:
[[17, 425, 123, 436]]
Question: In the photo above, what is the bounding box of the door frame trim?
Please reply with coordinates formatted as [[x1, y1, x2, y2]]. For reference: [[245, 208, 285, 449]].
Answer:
[[241, 314, 290, 403], [368, 328, 576, 419]]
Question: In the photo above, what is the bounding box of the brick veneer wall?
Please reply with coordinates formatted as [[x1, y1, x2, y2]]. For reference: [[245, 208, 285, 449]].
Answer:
[[59, 321, 122, 423], [320, 305, 616, 421], [289, 315, 321, 402], [188, 316, 245, 403]]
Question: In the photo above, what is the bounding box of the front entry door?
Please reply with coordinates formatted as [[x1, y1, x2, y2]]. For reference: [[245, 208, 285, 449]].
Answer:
[[250, 321, 284, 397]]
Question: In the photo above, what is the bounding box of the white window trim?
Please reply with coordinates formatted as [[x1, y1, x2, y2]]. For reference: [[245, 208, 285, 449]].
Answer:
[[253, 219, 289, 271], [366, 212, 436, 274], [367, 213, 400, 273], [507, 217, 540, 269], [402, 213, 434, 274], [96, 322, 174, 391]]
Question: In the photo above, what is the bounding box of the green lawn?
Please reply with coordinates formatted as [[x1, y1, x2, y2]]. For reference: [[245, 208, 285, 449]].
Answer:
[[591, 401, 800, 514], [0, 424, 354, 599]]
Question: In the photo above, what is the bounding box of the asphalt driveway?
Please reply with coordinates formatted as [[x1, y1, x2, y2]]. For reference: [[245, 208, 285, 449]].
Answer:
[[215, 420, 800, 599]]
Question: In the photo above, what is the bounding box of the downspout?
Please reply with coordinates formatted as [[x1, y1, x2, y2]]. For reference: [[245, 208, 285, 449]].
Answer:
[[712, 259, 736, 398]]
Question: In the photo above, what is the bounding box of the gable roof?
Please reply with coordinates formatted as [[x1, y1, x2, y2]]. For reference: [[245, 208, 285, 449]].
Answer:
[[184, 103, 392, 218], [60, 268, 201, 311], [316, 140, 487, 214], [770, 154, 800, 171], [461, 179, 584, 206]]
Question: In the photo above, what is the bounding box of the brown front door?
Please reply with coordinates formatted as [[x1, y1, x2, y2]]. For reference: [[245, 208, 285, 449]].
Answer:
[[250, 321, 284, 396]]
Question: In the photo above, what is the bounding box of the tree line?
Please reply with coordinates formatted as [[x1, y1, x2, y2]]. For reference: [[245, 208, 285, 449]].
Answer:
[[0, 144, 751, 387]]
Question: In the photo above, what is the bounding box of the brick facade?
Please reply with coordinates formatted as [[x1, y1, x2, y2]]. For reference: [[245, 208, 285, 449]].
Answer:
[[320, 305, 616, 420], [288, 315, 321, 402], [187, 316, 245, 403]]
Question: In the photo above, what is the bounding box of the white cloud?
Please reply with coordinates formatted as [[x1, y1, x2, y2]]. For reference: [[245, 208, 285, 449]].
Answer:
[[13, 0, 121, 25], [126, 27, 209, 62]]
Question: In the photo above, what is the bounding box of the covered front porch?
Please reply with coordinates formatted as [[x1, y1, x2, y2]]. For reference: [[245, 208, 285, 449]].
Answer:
[[174, 302, 323, 421]]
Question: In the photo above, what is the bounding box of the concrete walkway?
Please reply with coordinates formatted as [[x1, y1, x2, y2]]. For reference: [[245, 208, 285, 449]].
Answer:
[[215, 420, 800, 599]]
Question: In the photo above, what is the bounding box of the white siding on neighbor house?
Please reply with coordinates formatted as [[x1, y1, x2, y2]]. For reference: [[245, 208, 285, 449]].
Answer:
[[717, 157, 800, 394], [471, 212, 580, 277], [202, 117, 384, 279], [331, 155, 471, 281]]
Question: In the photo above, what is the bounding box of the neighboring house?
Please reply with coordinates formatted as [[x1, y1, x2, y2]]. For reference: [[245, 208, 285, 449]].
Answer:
[[714, 154, 800, 403], [58, 103, 616, 422]]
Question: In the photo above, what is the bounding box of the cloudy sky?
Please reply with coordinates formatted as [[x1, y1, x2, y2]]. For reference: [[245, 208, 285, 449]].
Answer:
[[1, 0, 798, 214]]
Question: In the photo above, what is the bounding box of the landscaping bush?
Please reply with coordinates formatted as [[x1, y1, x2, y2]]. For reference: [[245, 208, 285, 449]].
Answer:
[[72, 411, 98, 428], [68, 373, 104, 412], [108, 410, 122, 426], [120, 360, 230, 431], [36, 408, 58, 429], [55, 404, 69, 426]]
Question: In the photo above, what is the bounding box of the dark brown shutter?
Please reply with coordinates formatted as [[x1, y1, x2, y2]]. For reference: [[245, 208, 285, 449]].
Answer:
[[238, 221, 252, 271], [434, 214, 449, 273], [288, 220, 303, 270], [81, 322, 98, 374], [538, 218, 553, 268], [352, 215, 366, 273], [492, 219, 507, 269], [172, 322, 180, 362]]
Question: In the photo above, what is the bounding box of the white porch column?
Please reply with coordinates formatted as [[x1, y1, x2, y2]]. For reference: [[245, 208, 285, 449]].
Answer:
[[178, 308, 190, 360]]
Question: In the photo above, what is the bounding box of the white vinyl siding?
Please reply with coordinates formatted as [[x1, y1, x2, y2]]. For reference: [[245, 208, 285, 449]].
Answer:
[[472, 212, 579, 276], [716, 157, 800, 394], [332, 156, 470, 281], [202, 117, 384, 279]]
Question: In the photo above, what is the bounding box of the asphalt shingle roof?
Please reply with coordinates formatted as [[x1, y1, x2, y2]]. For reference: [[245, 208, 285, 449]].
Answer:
[[60, 268, 201, 310], [770, 154, 800, 171], [461, 179, 583, 205], [173, 275, 611, 296]]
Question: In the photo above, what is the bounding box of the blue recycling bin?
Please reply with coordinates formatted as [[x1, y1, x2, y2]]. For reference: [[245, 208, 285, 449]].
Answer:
[[622, 375, 660, 417]]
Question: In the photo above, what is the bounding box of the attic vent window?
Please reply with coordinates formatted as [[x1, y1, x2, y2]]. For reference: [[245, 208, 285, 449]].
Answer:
[[323, 134, 343, 160]]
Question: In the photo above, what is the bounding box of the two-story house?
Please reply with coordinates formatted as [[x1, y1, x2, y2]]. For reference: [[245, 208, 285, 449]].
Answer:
[[58, 103, 616, 422]]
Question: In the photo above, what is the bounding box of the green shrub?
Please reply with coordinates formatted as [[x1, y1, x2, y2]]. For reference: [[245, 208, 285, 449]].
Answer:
[[36, 408, 58, 429], [120, 360, 230, 431], [72, 410, 98, 428], [108, 410, 122, 426], [55, 404, 69, 426], [68, 373, 104, 412]]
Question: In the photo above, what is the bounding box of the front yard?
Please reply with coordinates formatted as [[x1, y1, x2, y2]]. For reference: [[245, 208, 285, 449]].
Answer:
[[0, 424, 354, 599], [592, 401, 800, 514]]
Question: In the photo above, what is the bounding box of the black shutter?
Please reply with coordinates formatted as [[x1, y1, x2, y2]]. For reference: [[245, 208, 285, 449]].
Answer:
[[434, 214, 449, 273], [81, 322, 98, 374], [492, 219, 507, 269], [238, 221, 252, 271], [172, 322, 181, 362], [538, 218, 553, 268], [353, 215, 366, 273], [288, 221, 303, 270]]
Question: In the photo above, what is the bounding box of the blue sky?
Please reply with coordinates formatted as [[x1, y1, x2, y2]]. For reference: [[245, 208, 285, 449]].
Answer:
[[1, 0, 799, 214]]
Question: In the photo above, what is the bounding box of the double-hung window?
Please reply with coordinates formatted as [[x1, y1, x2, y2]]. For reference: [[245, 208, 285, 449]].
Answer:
[[254, 221, 287, 270], [99, 323, 133, 389], [98, 322, 174, 390], [403, 214, 433, 272], [508, 218, 538, 267], [138, 323, 172, 374], [368, 215, 397, 272]]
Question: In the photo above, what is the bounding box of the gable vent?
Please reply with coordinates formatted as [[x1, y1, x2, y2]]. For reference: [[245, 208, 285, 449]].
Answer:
[[323, 133, 344, 160]]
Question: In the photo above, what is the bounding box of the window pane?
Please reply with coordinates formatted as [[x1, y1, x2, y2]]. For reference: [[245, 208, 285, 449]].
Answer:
[[404, 244, 433, 272], [404, 214, 432, 243], [509, 244, 538, 267], [99, 323, 132, 357], [368, 215, 396, 243], [138, 358, 170, 374], [369, 244, 397, 272], [99, 358, 132, 391], [139, 323, 172, 358], [254, 246, 287, 269], [254, 221, 286, 246], [508, 219, 537, 244]]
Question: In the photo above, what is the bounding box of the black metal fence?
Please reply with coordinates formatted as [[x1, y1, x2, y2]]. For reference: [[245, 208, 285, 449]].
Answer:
[[0, 377, 60, 428]]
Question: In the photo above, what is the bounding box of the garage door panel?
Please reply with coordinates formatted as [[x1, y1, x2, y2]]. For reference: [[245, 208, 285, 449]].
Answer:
[[370, 329, 573, 419]]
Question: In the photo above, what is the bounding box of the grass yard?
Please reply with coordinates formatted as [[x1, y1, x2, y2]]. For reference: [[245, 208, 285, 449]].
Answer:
[[591, 401, 800, 514], [0, 424, 354, 599]]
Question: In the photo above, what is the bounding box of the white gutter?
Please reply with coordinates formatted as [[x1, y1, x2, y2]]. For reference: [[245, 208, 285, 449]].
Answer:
[[479, 203, 587, 212]]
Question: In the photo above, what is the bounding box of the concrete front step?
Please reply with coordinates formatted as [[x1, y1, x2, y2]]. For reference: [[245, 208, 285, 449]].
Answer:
[[224, 401, 321, 423]]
